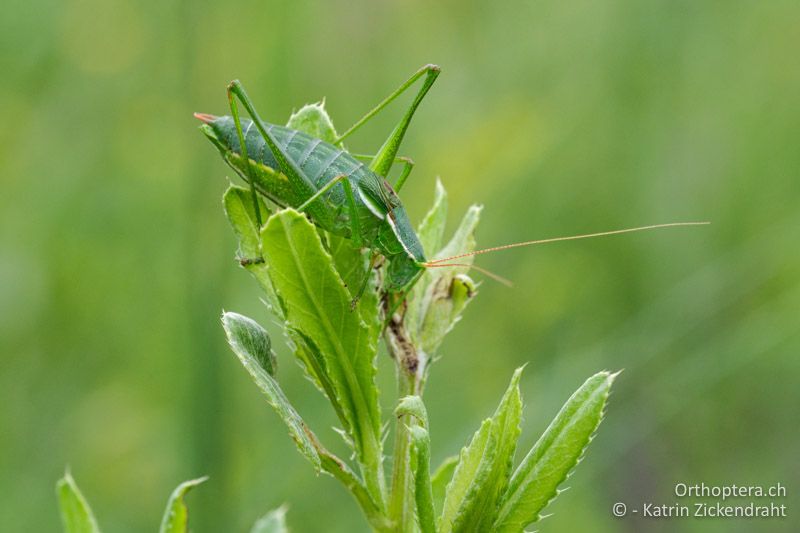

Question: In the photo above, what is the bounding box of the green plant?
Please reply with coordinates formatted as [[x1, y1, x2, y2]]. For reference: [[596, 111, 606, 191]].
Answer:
[[216, 102, 617, 531], [56, 472, 217, 533], [56, 87, 617, 533]]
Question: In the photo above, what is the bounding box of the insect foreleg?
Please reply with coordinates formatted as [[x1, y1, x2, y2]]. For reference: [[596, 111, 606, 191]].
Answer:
[[296, 175, 363, 248], [351, 154, 415, 192]]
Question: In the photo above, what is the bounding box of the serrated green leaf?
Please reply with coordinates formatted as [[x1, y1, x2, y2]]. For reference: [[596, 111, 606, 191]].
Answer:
[[430, 456, 458, 516], [56, 472, 101, 533], [438, 419, 491, 533], [250, 506, 289, 533], [406, 181, 448, 342], [290, 329, 348, 430], [417, 274, 477, 356], [417, 179, 448, 258], [444, 368, 523, 533], [159, 477, 207, 533], [408, 203, 482, 362], [435, 204, 482, 265], [395, 395, 429, 427], [286, 102, 339, 145], [259, 209, 383, 499], [222, 311, 277, 375], [223, 184, 269, 258], [222, 311, 321, 471], [494, 371, 618, 532], [223, 186, 283, 318]]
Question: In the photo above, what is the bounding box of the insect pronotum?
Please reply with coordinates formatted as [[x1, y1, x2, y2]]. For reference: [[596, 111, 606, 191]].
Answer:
[[196, 64, 707, 304]]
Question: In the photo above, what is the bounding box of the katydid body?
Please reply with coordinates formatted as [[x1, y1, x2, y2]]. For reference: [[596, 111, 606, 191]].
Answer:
[[197, 64, 708, 299], [198, 116, 425, 288], [196, 64, 441, 293]]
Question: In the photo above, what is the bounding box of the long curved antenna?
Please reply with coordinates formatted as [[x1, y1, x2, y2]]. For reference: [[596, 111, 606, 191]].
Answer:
[[425, 262, 513, 287], [424, 222, 710, 266]]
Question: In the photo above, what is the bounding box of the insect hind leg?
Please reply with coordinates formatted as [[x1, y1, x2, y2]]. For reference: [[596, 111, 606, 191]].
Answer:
[[334, 64, 440, 180]]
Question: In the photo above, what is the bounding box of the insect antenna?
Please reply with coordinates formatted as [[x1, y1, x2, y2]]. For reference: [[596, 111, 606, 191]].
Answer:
[[423, 221, 710, 268], [424, 262, 514, 287]]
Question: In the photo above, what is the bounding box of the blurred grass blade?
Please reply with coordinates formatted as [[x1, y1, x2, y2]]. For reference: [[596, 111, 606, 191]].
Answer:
[[56, 471, 101, 533], [494, 371, 618, 531], [159, 477, 208, 533], [287, 101, 340, 145], [430, 456, 458, 516], [440, 368, 523, 533], [250, 505, 289, 533], [260, 209, 383, 500], [222, 311, 322, 471]]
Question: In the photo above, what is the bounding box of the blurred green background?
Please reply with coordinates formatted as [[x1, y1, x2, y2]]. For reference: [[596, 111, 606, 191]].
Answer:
[[2, 0, 798, 531]]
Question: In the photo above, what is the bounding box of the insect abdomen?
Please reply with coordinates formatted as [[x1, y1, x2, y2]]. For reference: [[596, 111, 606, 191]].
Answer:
[[206, 115, 425, 262], [215, 116, 371, 193]]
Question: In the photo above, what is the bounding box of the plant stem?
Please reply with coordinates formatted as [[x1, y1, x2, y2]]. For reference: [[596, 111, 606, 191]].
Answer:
[[389, 369, 415, 531], [385, 311, 421, 532], [361, 428, 388, 518]]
